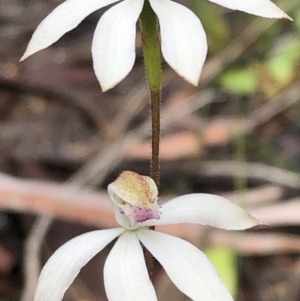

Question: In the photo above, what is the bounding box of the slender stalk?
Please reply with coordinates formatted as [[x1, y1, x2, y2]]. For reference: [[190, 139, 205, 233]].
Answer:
[[139, 0, 162, 274], [139, 0, 162, 188], [150, 90, 160, 186]]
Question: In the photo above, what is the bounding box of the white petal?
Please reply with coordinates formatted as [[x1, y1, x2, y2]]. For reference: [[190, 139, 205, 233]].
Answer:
[[208, 0, 292, 20], [149, 0, 207, 86], [137, 229, 233, 301], [34, 228, 124, 301], [104, 231, 157, 301], [92, 0, 144, 91], [145, 193, 263, 230], [21, 0, 120, 61]]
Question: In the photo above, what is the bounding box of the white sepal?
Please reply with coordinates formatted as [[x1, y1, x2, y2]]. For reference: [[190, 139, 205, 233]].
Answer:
[[149, 0, 207, 86], [144, 193, 263, 230], [208, 0, 292, 20], [104, 231, 157, 301], [92, 0, 144, 91], [34, 228, 124, 301], [137, 229, 233, 301], [20, 0, 120, 61]]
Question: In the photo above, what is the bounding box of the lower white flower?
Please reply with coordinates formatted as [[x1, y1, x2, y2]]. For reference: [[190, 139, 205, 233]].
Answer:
[[20, 0, 290, 91], [34, 170, 264, 301]]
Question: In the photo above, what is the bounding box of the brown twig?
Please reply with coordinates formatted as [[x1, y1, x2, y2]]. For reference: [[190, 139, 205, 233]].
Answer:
[[3, 172, 300, 256], [190, 161, 300, 189], [0, 172, 282, 226]]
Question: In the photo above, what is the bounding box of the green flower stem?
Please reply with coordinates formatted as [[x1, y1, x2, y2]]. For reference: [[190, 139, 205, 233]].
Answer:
[[139, 0, 162, 188], [139, 0, 162, 274]]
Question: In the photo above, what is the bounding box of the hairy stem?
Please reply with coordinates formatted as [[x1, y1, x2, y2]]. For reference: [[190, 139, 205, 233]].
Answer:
[[140, 0, 162, 188], [139, 0, 162, 274]]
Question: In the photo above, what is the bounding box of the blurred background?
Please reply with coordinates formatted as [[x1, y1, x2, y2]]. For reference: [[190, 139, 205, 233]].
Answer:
[[0, 0, 300, 300]]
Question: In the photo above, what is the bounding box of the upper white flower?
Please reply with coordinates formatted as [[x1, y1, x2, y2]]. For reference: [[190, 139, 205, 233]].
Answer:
[[34, 170, 264, 301], [20, 0, 290, 91]]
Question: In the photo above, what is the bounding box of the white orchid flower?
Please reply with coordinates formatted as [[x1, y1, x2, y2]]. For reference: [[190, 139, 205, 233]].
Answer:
[[34, 170, 264, 301], [20, 0, 290, 91]]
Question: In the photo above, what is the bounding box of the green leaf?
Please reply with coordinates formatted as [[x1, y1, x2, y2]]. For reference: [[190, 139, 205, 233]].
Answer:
[[293, 11, 300, 29], [267, 38, 300, 84], [205, 247, 238, 297], [267, 54, 293, 84], [188, 0, 229, 52], [220, 69, 257, 95]]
